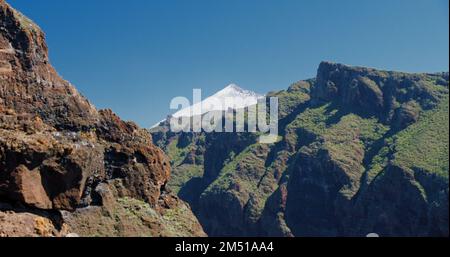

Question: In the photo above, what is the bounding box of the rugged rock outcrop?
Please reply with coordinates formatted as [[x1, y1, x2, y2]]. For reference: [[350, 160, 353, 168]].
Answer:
[[0, 0, 205, 237], [0, 202, 69, 237], [313, 62, 446, 128], [152, 62, 449, 237]]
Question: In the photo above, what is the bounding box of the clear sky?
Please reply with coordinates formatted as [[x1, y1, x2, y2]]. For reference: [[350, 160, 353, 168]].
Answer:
[[7, 0, 449, 127]]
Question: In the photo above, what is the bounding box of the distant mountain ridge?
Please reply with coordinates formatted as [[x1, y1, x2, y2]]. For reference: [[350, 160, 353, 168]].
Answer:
[[152, 61, 449, 237]]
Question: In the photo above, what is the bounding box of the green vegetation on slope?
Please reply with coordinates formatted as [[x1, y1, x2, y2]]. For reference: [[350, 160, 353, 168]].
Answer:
[[393, 95, 449, 178], [165, 137, 204, 194], [269, 80, 312, 119], [366, 96, 449, 184], [324, 115, 388, 170], [168, 164, 203, 194], [151, 63, 449, 237], [166, 138, 189, 166]]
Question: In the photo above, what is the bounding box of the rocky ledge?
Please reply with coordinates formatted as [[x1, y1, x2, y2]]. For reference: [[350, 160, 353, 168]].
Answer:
[[0, 0, 205, 237]]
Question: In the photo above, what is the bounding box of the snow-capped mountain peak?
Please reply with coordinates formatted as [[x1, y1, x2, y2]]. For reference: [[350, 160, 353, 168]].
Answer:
[[214, 84, 262, 99], [172, 84, 264, 118], [150, 84, 264, 128]]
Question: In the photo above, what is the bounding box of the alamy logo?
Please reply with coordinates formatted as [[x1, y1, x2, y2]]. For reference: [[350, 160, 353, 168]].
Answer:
[[169, 88, 279, 144]]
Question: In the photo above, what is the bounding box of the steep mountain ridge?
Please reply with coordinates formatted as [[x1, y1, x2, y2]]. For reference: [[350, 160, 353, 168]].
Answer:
[[152, 62, 449, 236], [0, 1, 205, 237]]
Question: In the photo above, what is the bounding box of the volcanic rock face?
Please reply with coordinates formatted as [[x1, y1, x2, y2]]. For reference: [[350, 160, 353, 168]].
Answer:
[[0, 2, 98, 130], [0, 1, 205, 237], [312, 62, 445, 127], [152, 63, 449, 236]]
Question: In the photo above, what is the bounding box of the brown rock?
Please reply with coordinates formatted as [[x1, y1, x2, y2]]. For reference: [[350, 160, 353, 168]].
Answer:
[[10, 164, 52, 209], [0, 0, 205, 237], [0, 209, 68, 237], [0, 0, 98, 130]]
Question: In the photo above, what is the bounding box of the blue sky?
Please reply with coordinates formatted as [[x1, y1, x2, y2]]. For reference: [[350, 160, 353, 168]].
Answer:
[[7, 0, 449, 127]]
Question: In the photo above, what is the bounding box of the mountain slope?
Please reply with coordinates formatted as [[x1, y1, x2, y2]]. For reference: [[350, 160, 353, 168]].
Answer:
[[0, 0, 205, 237], [152, 62, 449, 236]]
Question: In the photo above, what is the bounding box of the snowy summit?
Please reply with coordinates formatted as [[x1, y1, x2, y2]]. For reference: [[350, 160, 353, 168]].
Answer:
[[172, 84, 264, 118], [151, 84, 264, 128]]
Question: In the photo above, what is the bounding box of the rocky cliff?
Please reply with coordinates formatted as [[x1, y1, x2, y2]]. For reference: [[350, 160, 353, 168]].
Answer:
[[0, 0, 205, 237], [152, 62, 449, 236]]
